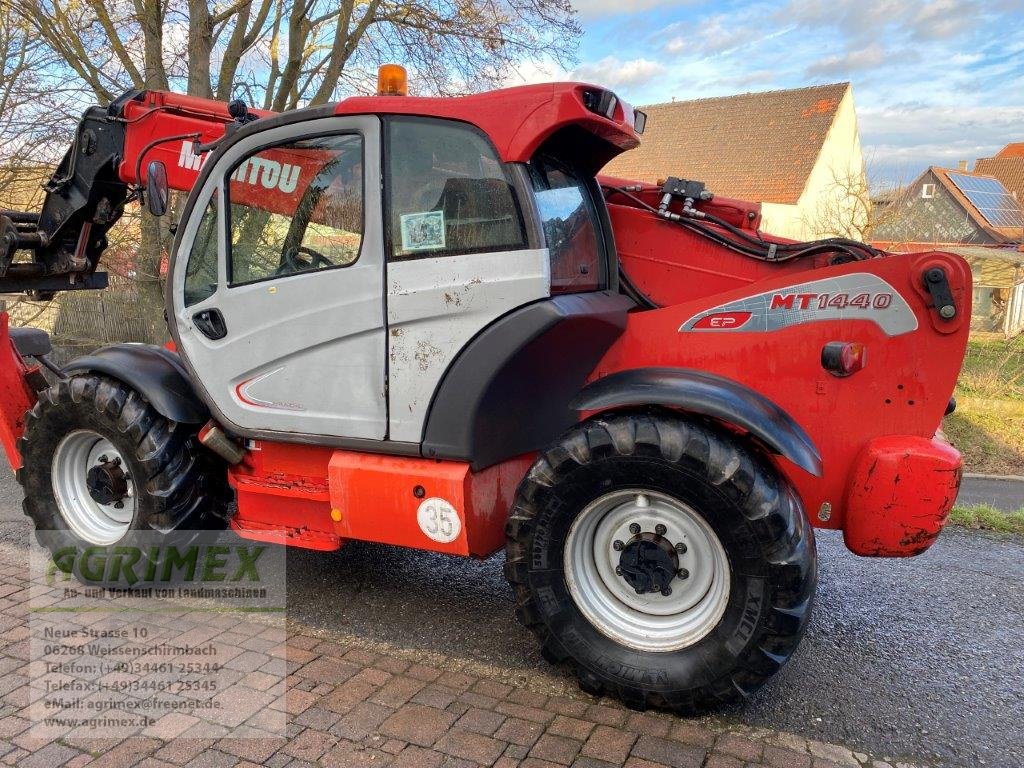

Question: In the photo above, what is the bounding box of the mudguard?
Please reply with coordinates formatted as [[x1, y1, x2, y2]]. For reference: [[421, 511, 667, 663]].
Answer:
[[570, 367, 823, 477], [63, 344, 208, 424], [423, 292, 634, 470]]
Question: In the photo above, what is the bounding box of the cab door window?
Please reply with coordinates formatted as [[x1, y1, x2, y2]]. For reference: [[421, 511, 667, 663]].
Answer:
[[528, 156, 603, 293], [227, 134, 363, 284], [386, 118, 527, 259], [183, 191, 219, 307]]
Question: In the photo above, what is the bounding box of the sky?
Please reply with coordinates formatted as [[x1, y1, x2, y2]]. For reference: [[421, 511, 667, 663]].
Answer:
[[507, 0, 1024, 189]]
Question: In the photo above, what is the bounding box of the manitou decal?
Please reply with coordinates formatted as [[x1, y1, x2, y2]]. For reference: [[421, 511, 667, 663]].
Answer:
[[177, 141, 209, 172], [680, 273, 918, 336], [178, 141, 302, 194]]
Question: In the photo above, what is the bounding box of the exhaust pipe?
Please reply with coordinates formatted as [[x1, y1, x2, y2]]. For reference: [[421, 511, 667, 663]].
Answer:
[[198, 420, 246, 465]]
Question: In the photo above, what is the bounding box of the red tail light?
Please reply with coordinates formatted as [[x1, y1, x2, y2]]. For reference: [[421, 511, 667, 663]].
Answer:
[[821, 341, 867, 377]]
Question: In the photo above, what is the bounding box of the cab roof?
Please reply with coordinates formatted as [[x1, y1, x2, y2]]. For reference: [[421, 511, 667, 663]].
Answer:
[[334, 82, 642, 169]]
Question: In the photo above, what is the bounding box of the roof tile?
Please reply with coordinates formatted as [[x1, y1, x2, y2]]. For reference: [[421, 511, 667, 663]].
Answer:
[[996, 143, 1024, 158], [603, 82, 850, 204], [932, 167, 1024, 242]]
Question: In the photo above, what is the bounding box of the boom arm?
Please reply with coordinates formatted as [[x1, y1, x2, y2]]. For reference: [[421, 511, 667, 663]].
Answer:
[[0, 90, 270, 297]]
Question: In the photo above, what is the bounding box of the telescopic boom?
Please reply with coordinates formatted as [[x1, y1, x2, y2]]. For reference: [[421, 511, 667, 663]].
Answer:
[[0, 90, 269, 297]]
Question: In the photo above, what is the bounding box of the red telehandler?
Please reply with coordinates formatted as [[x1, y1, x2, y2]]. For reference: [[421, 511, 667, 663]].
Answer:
[[0, 67, 968, 713]]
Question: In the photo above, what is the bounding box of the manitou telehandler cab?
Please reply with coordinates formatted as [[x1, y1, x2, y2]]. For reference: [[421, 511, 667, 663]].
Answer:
[[0, 66, 969, 712]]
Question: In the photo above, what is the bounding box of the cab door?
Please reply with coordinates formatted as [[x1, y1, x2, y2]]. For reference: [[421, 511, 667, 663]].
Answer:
[[170, 115, 387, 440]]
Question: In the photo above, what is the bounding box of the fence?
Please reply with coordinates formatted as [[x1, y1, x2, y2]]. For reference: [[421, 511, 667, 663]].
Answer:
[[5, 284, 164, 364]]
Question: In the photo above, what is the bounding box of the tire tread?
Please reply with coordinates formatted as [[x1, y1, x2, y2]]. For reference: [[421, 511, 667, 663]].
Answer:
[[18, 373, 228, 544], [504, 410, 816, 715]]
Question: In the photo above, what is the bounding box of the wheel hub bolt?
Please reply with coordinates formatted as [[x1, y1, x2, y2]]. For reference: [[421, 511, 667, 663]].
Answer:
[[654, 523, 667, 536], [613, 540, 624, 551], [678, 568, 689, 579], [676, 542, 687, 554], [629, 523, 641, 535], [98, 455, 108, 463], [615, 566, 623, 576], [661, 586, 672, 596]]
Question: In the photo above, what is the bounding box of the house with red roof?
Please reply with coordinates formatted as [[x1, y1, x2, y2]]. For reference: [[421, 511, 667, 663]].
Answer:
[[974, 142, 1024, 206], [872, 166, 1024, 337], [603, 82, 867, 241]]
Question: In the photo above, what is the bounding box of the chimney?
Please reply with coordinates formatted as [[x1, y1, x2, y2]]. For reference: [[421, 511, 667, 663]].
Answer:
[[958, 160, 969, 171]]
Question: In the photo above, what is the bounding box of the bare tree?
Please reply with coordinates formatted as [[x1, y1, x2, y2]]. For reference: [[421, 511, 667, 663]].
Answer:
[[803, 160, 906, 243], [0, 3, 68, 208], [5, 0, 580, 340]]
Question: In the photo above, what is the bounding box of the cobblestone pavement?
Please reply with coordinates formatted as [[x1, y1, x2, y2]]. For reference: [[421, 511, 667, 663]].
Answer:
[[0, 541, 930, 768]]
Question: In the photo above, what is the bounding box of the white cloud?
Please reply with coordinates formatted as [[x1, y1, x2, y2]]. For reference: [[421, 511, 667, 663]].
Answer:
[[661, 14, 797, 59], [664, 17, 752, 57], [909, 0, 978, 40], [501, 55, 666, 96], [571, 56, 667, 92], [806, 43, 892, 77], [502, 57, 571, 87], [859, 103, 1024, 184], [783, 0, 982, 42], [571, 0, 695, 20]]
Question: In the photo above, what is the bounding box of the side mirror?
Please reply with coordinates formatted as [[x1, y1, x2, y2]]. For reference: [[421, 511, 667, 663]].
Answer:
[[145, 160, 169, 217], [633, 109, 647, 135]]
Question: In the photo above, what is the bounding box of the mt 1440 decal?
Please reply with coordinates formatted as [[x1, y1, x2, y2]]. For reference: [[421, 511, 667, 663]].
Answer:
[[680, 273, 918, 337]]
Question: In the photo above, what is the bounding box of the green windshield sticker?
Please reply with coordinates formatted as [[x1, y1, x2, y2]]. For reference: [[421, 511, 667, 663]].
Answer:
[[400, 210, 446, 252]]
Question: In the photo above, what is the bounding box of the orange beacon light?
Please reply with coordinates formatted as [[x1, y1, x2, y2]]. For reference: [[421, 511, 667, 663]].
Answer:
[[377, 64, 409, 96]]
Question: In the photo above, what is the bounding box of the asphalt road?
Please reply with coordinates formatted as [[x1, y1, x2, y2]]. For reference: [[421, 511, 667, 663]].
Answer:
[[958, 475, 1023, 512], [2, 470, 1022, 767]]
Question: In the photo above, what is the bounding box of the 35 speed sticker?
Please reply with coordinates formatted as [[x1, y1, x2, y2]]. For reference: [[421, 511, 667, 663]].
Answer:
[[416, 497, 462, 544], [680, 273, 918, 337]]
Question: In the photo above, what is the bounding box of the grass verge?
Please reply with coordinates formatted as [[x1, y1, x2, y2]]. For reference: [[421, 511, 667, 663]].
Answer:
[[948, 503, 1024, 535], [946, 334, 1024, 475]]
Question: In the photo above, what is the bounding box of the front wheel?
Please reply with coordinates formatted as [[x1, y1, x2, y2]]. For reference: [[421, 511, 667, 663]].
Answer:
[[18, 374, 230, 584], [504, 411, 817, 713]]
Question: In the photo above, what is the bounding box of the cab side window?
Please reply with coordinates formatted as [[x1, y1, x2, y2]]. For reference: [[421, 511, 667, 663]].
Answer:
[[387, 118, 527, 259], [528, 156, 603, 294], [227, 134, 363, 285]]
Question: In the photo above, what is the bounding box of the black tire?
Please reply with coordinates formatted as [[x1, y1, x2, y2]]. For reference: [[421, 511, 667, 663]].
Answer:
[[504, 410, 816, 714], [17, 374, 231, 582]]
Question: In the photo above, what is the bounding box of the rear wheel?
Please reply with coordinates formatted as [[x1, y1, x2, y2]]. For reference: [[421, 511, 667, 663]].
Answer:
[[18, 374, 230, 576], [504, 411, 816, 713]]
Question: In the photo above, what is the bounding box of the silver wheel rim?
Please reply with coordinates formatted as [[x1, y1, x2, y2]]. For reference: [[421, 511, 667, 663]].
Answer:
[[51, 430, 135, 546], [564, 489, 730, 652]]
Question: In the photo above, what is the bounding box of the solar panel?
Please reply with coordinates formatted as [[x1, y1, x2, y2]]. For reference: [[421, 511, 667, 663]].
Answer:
[[946, 172, 1024, 229]]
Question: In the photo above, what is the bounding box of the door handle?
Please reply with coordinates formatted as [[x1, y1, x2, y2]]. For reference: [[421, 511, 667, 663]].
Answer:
[[193, 308, 228, 340]]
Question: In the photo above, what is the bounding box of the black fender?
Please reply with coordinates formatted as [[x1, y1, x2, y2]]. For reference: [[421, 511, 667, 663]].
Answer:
[[422, 292, 635, 470], [570, 367, 823, 477], [62, 344, 209, 425]]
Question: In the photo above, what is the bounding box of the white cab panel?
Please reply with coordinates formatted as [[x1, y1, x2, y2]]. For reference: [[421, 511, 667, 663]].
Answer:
[[387, 248, 550, 442]]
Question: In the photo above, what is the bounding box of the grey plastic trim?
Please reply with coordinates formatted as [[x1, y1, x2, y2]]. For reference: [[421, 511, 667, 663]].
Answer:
[[570, 367, 823, 477], [507, 163, 545, 250], [423, 291, 634, 470]]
